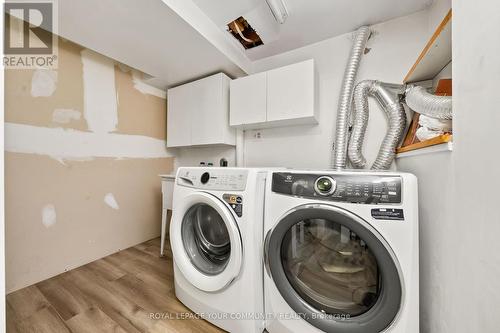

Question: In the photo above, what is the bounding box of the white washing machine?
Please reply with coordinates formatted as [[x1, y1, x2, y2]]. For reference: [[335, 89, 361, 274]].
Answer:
[[170, 167, 267, 333], [263, 170, 419, 333]]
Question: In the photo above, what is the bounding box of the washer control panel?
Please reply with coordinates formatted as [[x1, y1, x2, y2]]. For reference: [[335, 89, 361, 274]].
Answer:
[[272, 172, 402, 204], [177, 168, 248, 191]]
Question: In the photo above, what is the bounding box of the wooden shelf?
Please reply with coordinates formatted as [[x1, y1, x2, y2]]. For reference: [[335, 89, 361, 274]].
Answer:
[[396, 141, 453, 158], [398, 10, 453, 157], [404, 9, 452, 83], [396, 134, 452, 154]]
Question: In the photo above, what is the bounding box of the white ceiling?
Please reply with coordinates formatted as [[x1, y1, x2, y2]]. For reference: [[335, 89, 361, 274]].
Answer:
[[192, 0, 434, 60], [53, 0, 246, 88], [24, 0, 435, 87]]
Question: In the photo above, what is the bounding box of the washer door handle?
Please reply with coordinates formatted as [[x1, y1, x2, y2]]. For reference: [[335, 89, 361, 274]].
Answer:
[[178, 176, 194, 186], [263, 229, 272, 278]]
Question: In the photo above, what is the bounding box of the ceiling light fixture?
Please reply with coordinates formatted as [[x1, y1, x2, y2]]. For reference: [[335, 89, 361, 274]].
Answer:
[[265, 0, 289, 24]]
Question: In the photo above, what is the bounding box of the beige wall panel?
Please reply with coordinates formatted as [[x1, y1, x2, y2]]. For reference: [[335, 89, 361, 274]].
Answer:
[[4, 39, 87, 130], [5, 152, 174, 293], [115, 68, 167, 140]]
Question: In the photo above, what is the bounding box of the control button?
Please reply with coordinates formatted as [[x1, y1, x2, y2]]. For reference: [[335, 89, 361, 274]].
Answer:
[[314, 176, 337, 196], [200, 172, 210, 184]]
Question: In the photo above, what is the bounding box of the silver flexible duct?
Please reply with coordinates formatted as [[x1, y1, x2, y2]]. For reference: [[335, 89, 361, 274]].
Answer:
[[348, 80, 407, 170], [347, 80, 372, 168], [405, 85, 452, 120], [333, 26, 371, 169]]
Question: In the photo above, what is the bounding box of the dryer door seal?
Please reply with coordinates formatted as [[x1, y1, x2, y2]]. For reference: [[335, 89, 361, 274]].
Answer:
[[171, 192, 243, 292], [265, 204, 403, 333]]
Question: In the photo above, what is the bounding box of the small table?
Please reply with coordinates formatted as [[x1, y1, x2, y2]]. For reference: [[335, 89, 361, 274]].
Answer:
[[160, 174, 175, 256]]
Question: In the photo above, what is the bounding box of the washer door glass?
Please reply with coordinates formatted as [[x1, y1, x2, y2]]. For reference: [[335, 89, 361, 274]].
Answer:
[[182, 203, 231, 275], [282, 219, 379, 316]]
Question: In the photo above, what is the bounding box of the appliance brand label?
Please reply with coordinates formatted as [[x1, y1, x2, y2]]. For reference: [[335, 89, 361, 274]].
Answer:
[[371, 208, 405, 221]]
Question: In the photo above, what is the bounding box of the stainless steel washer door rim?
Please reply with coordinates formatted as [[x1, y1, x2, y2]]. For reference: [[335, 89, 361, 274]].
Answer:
[[264, 204, 404, 333], [185, 202, 231, 274], [170, 192, 243, 292]]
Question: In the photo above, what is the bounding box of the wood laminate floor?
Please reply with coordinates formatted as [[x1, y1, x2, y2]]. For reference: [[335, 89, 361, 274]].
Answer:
[[6, 238, 225, 333]]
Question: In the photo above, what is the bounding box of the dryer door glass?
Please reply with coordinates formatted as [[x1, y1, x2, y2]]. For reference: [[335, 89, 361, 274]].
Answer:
[[281, 219, 379, 316], [265, 205, 402, 333], [182, 203, 231, 275]]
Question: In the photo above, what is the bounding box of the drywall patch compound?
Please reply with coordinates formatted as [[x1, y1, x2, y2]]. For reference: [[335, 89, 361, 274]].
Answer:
[[42, 204, 57, 228], [5, 122, 173, 159], [31, 69, 57, 97], [81, 49, 118, 133], [131, 71, 167, 99], [104, 193, 120, 210], [52, 109, 82, 124]]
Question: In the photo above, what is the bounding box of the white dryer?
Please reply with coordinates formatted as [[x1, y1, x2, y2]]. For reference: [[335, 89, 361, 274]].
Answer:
[[263, 170, 419, 333], [170, 167, 267, 333]]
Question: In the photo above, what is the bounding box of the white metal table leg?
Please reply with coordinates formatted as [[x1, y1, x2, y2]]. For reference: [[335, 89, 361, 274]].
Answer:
[[160, 208, 167, 256]]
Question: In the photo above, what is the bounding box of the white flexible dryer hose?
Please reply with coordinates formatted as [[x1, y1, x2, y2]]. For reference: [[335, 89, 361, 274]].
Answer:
[[405, 85, 452, 120]]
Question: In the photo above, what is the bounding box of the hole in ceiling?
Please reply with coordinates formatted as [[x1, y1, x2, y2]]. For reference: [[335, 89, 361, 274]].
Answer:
[[227, 17, 263, 50]]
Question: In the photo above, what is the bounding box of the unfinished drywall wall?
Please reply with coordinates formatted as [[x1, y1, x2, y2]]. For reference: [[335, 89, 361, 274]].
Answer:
[[5, 154, 172, 292], [4, 36, 173, 293], [115, 68, 167, 140], [242, 10, 429, 168], [5, 41, 86, 131]]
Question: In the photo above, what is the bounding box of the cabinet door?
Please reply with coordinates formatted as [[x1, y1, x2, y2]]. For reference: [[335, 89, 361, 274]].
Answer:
[[191, 74, 226, 145], [230, 72, 267, 127], [266, 59, 315, 122], [167, 83, 192, 147]]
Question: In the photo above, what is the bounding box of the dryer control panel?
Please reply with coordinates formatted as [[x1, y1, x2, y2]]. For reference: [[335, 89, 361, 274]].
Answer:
[[177, 168, 248, 191], [272, 172, 402, 204]]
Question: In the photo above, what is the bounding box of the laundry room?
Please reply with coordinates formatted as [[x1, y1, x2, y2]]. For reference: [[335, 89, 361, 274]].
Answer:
[[1, 0, 499, 332]]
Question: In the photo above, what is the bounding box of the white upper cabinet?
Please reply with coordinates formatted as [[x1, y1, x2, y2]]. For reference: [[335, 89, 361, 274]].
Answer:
[[167, 73, 235, 148], [230, 59, 317, 129], [167, 83, 192, 147], [230, 72, 267, 127], [267, 60, 315, 123]]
